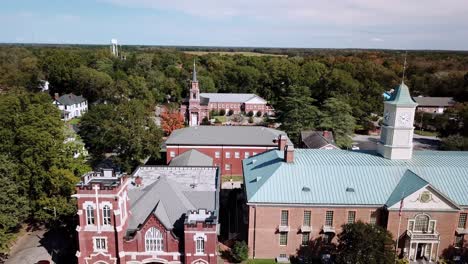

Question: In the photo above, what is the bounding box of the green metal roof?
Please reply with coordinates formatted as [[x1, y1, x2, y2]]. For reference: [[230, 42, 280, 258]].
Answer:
[[385, 170, 428, 207], [386, 82, 418, 106], [243, 149, 468, 206]]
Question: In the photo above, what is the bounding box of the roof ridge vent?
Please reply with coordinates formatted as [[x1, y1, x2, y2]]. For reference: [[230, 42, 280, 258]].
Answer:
[[302, 186, 311, 192], [346, 187, 355, 192]]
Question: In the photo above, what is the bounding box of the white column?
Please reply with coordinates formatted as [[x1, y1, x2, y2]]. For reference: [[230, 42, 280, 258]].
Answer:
[[414, 242, 419, 260], [429, 243, 433, 262], [435, 243, 439, 262]]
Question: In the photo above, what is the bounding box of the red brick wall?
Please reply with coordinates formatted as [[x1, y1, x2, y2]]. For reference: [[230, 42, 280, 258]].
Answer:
[[184, 222, 218, 264], [247, 205, 380, 259], [166, 146, 274, 176]]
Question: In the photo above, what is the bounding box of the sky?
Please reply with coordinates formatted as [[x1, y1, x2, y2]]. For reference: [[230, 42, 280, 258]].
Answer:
[[1, 0, 468, 50]]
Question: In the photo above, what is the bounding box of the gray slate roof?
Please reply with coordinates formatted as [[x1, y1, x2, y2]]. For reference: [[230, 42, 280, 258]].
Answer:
[[199, 93, 266, 103], [56, 93, 86, 105], [301, 131, 337, 149], [127, 166, 219, 231], [165, 126, 291, 146], [413, 97, 455, 107], [169, 149, 213, 167]]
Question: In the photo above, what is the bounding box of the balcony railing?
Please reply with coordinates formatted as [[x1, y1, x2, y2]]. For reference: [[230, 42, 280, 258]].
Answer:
[[456, 228, 468, 235], [407, 230, 440, 241], [322, 225, 335, 233]]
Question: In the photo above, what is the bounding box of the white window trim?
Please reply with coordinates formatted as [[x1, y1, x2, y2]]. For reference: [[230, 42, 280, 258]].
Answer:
[[84, 201, 96, 226], [101, 202, 113, 226], [170, 151, 176, 158], [234, 152, 240, 159], [215, 151, 221, 159], [279, 232, 288, 246], [93, 236, 108, 252], [225, 164, 231, 171], [244, 152, 250, 159], [225, 152, 231, 158]]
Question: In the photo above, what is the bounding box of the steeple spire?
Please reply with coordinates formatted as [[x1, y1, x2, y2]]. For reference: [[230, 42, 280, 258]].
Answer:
[[192, 59, 197, 82], [402, 51, 407, 84]]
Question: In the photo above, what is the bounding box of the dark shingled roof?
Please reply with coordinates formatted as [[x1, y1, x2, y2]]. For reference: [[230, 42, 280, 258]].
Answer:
[[301, 130, 337, 149], [56, 93, 86, 105], [413, 97, 455, 107]]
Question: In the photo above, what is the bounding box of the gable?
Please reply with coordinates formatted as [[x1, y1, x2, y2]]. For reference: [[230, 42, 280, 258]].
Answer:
[[388, 186, 459, 211], [244, 96, 267, 104], [320, 144, 339, 150]]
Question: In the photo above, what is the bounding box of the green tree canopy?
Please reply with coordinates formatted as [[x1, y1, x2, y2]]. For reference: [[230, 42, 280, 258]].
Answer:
[[320, 97, 356, 148], [336, 221, 395, 264]]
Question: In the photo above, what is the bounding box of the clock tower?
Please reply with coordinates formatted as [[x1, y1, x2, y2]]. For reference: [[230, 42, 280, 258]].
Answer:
[[377, 81, 418, 160]]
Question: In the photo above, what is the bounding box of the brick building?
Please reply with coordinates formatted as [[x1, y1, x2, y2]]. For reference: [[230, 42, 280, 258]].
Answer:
[[165, 126, 291, 176], [243, 82, 468, 262], [74, 165, 220, 264], [180, 63, 272, 126]]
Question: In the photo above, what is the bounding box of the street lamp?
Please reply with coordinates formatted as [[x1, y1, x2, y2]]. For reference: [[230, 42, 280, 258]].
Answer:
[[43, 206, 57, 219]]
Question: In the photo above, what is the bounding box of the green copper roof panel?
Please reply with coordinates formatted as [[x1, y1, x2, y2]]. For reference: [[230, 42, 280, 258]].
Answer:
[[243, 149, 468, 206], [385, 170, 428, 207], [386, 82, 418, 106]]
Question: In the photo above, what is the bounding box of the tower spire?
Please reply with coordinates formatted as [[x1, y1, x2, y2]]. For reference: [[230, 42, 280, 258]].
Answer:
[[192, 59, 197, 82], [402, 51, 407, 84]]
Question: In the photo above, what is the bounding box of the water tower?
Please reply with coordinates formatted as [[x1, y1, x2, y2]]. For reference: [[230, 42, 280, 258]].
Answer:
[[110, 39, 119, 57]]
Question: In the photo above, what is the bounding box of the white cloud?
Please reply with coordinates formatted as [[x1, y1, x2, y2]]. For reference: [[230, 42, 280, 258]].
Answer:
[[371, 37, 384, 42]]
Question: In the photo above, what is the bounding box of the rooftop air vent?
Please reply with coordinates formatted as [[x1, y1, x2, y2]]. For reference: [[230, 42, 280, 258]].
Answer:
[[190, 183, 197, 189], [346, 187, 355, 193], [256, 176, 262, 182], [302, 186, 311, 192]]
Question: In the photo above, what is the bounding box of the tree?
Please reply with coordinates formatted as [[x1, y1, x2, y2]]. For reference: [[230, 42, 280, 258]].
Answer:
[[320, 97, 356, 148], [256, 111, 262, 117], [200, 116, 211, 125], [79, 100, 163, 172], [278, 85, 321, 145], [71, 66, 114, 102], [161, 107, 185, 135], [247, 110, 254, 117], [336, 221, 395, 264], [228, 109, 234, 116], [219, 109, 226, 116], [231, 241, 248, 263]]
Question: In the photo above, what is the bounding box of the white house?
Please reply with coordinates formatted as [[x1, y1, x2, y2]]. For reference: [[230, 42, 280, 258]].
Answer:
[[53, 93, 88, 121]]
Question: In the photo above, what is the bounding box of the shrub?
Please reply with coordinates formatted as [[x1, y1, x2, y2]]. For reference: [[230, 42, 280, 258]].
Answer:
[[248, 110, 254, 117], [256, 111, 262, 117], [210, 110, 219, 116], [248, 116, 254, 123], [214, 118, 222, 124], [231, 114, 244, 123], [219, 109, 226, 116], [231, 241, 249, 263], [395, 258, 409, 264], [200, 116, 210, 125], [228, 109, 234, 116]]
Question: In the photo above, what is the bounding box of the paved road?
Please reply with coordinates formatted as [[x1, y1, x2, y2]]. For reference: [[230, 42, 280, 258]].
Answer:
[[352, 134, 440, 151], [6, 229, 53, 264]]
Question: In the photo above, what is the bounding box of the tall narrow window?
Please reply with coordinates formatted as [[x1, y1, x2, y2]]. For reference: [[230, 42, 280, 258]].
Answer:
[[225, 164, 231, 171], [225, 152, 231, 158], [301, 233, 310, 246], [145, 227, 164, 252], [86, 205, 95, 225], [281, 210, 289, 226], [103, 205, 111, 225], [279, 233, 288, 246], [196, 237, 205, 254], [94, 237, 107, 251], [244, 152, 250, 159], [235, 152, 240, 159], [347, 211, 356, 224], [303, 211, 311, 226], [370, 211, 377, 225], [215, 151, 220, 158], [455, 235, 464, 248], [458, 213, 467, 229], [325, 211, 334, 227]]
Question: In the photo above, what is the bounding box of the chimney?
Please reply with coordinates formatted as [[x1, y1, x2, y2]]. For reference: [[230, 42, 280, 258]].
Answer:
[[134, 176, 143, 187], [284, 145, 294, 163], [323, 131, 329, 139], [54, 93, 59, 100], [278, 135, 287, 151]]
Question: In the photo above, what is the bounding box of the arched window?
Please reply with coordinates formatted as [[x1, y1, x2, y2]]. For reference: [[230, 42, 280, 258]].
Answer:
[[103, 205, 111, 225], [196, 237, 204, 254], [414, 214, 430, 232], [145, 227, 163, 252], [86, 205, 95, 225]]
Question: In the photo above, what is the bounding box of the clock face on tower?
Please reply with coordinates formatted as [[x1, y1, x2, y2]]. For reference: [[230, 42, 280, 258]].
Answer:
[[398, 112, 411, 126]]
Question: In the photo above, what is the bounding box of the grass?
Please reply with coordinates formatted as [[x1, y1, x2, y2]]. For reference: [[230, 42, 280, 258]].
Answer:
[[67, 117, 81, 125], [222, 175, 244, 183], [213, 116, 227, 123], [184, 51, 286, 57], [414, 130, 438, 137]]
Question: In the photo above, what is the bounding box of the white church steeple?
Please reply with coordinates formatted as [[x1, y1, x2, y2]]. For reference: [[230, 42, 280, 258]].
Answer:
[[377, 82, 418, 159]]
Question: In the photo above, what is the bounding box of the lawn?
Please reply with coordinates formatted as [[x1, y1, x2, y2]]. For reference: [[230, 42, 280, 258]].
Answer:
[[221, 175, 244, 183], [184, 51, 286, 57], [414, 130, 438, 137], [213, 116, 227, 123], [245, 259, 277, 264], [67, 118, 81, 125]]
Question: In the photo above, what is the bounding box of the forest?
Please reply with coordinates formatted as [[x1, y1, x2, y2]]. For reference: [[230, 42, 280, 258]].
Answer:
[[0, 44, 468, 252]]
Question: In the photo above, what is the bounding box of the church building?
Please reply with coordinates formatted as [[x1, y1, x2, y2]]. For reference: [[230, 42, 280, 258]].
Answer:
[[74, 165, 220, 264], [180, 63, 271, 126], [243, 82, 468, 263]]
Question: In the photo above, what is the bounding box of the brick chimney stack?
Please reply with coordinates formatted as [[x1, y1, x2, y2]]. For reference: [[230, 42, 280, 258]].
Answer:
[[278, 135, 287, 151], [285, 145, 294, 163]]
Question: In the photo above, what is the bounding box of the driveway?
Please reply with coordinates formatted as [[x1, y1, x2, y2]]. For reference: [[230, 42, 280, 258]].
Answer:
[[6, 229, 53, 264]]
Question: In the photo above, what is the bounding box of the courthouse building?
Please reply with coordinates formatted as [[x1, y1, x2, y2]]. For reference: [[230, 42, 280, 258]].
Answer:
[[243, 82, 468, 262], [74, 165, 220, 264]]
